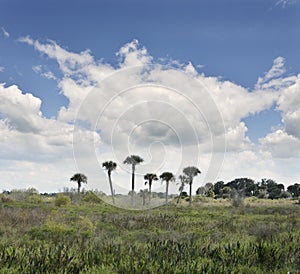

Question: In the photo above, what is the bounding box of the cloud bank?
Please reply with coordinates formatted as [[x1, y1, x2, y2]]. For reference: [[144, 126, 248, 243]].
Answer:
[[1, 38, 300, 194]]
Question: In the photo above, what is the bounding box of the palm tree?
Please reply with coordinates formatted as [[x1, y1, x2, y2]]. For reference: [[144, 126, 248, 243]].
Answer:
[[102, 160, 117, 204], [144, 173, 158, 201], [177, 174, 189, 204], [123, 155, 144, 201], [183, 166, 201, 206], [139, 189, 149, 206], [159, 172, 175, 204], [70, 173, 87, 193]]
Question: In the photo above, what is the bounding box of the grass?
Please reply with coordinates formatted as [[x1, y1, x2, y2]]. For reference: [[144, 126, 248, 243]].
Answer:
[[0, 193, 299, 273]]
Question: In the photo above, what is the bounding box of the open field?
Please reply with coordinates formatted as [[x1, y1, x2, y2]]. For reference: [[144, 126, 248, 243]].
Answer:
[[0, 193, 299, 273]]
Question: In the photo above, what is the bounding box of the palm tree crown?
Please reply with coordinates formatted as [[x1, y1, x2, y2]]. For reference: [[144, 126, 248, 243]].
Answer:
[[144, 173, 158, 201], [102, 161, 117, 174], [123, 155, 144, 166], [160, 172, 175, 204], [70, 173, 87, 193], [183, 166, 201, 181], [183, 166, 201, 206]]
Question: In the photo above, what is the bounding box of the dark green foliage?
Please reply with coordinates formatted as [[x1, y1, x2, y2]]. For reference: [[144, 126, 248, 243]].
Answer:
[[226, 178, 257, 197], [287, 183, 300, 197]]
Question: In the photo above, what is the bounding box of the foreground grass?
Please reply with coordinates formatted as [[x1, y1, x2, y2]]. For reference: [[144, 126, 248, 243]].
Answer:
[[0, 195, 299, 273]]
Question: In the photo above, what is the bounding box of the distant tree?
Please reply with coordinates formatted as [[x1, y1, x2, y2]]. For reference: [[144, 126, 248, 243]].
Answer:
[[123, 155, 144, 201], [144, 173, 158, 201], [204, 182, 214, 197], [213, 181, 224, 197], [220, 186, 231, 199], [226, 178, 257, 197], [183, 166, 201, 206], [205, 186, 215, 198], [287, 183, 300, 197], [160, 172, 175, 204], [102, 160, 117, 204], [70, 173, 87, 193], [261, 179, 284, 199], [196, 186, 205, 195], [177, 175, 189, 204]]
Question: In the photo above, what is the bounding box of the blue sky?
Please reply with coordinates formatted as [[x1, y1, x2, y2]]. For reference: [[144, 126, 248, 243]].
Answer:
[[0, 0, 300, 195]]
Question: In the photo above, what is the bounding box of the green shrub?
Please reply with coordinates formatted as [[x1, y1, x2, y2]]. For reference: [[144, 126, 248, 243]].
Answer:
[[26, 194, 43, 204], [82, 191, 103, 204], [54, 194, 71, 207]]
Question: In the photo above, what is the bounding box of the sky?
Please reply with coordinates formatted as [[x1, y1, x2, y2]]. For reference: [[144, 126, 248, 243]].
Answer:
[[0, 0, 300, 196]]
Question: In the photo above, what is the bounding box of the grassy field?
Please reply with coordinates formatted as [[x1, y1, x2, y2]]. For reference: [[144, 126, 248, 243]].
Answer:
[[0, 192, 299, 273]]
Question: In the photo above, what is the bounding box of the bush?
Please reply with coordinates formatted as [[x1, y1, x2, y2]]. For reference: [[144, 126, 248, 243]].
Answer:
[[82, 191, 103, 204], [26, 194, 43, 204], [54, 194, 71, 207]]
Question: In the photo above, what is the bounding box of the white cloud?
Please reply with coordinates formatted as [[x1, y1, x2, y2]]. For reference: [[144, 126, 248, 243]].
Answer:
[[0, 66, 4, 72], [259, 74, 300, 159], [256, 56, 287, 89], [275, 0, 297, 8], [1, 27, 10, 38], [260, 130, 300, 158], [33, 65, 57, 80], [1, 39, 300, 194]]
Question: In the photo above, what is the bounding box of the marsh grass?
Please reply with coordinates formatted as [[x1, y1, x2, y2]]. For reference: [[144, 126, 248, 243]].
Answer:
[[0, 193, 299, 273]]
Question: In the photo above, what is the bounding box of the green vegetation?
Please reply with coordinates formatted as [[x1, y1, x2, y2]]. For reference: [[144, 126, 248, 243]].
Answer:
[[0, 190, 299, 273]]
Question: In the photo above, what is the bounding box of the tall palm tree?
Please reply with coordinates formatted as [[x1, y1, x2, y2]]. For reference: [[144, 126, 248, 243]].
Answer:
[[144, 173, 158, 201], [159, 172, 175, 204], [102, 160, 117, 204], [183, 166, 201, 206], [123, 155, 144, 200], [70, 173, 87, 193], [177, 174, 189, 204]]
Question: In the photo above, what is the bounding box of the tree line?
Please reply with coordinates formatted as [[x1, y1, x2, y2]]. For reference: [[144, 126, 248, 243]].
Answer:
[[70, 154, 300, 206]]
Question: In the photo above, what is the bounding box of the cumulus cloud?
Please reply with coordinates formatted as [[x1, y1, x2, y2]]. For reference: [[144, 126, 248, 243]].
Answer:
[[256, 56, 290, 90], [0, 66, 4, 72], [260, 130, 300, 158], [258, 73, 300, 159], [1, 38, 300, 193]]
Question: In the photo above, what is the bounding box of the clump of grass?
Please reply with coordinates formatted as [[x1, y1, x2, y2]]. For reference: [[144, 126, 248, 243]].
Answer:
[[54, 194, 71, 207]]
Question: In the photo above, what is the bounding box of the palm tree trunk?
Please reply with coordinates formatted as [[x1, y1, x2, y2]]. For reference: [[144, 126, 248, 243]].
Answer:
[[77, 181, 81, 194], [177, 188, 182, 204], [108, 171, 115, 204], [149, 181, 152, 201], [189, 182, 192, 206], [166, 180, 169, 204], [131, 165, 135, 203]]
